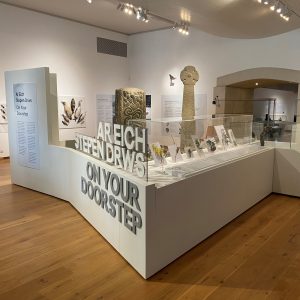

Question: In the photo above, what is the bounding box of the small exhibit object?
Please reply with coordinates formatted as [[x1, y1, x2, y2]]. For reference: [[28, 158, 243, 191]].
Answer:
[[146, 95, 151, 120], [259, 126, 272, 147], [59, 96, 87, 129], [205, 125, 217, 139], [228, 129, 238, 146], [206, 138, 217, 152], [191, 135, 205, 156], [168, 144, 183, 162], [184, 146, 194, 159], [150, 142, 168, 167], [214, 125, 226, 144], [115, 87, 146, 125], [221, 128, 231, 149]]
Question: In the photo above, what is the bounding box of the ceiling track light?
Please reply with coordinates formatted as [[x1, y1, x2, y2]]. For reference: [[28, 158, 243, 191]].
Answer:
[[117, 2, 135, 15], [117, 2, 191, 36], [174, 22, 190, 36], [279, 5, 291, 21], [270, 0, 281, 12], [136, 7, 149, 23], [256, 0, 297, 22]]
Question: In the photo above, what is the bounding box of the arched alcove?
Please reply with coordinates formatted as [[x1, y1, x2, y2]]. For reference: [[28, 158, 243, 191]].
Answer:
[[214, 67, 300, 121]]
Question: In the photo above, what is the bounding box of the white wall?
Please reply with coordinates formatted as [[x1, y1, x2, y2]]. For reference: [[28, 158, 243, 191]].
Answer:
[[253, 88, 298, 122], [0, 3, 129, 140], [2, 3, 300, 134], [128, 28, 300, 119]]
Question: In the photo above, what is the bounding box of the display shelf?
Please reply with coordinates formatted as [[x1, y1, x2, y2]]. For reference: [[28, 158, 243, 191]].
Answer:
[[130, 114, 254, 183], [148, 143, 268, 187]]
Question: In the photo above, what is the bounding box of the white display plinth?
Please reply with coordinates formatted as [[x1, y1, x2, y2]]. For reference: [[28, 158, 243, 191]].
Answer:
[[5, 67, 300, 279]]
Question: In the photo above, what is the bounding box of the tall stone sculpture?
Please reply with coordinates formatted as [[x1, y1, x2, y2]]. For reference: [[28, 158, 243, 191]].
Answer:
[[180, 66, 199, 149], [181, 66, 199, 120], [115, 87, 146, 125]]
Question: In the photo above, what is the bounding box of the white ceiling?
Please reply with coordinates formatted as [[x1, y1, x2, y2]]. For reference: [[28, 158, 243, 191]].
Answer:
[[1, 0, 300, 38]]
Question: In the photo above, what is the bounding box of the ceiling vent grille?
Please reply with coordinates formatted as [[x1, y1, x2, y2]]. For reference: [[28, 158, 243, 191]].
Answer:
[[97, 37, 127, 57]]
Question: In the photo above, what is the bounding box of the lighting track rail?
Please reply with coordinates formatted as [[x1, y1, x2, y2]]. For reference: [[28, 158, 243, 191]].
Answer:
[[256, 0, 300, 21], [116, 1, 190, 36]]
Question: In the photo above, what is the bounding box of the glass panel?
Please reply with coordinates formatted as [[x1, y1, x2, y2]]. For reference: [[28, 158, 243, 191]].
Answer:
[[129, 115, 268, 187]]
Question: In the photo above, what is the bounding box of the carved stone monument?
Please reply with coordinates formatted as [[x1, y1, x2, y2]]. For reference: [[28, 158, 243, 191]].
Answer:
[[181, 66, 199, 120], [180, 66, 199, 149], [115, 87, 146, 125]]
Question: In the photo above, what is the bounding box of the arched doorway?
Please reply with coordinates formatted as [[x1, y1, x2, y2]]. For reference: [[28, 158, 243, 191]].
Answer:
[[213, 67, 300, 122]]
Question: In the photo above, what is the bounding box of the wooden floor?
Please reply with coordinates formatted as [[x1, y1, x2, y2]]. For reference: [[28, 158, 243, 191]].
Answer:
[[1, 159, 300, 299], [0, 158, 11, 187]]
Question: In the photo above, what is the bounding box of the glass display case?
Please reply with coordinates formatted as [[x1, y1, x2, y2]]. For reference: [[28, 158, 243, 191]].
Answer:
[[253, 119, 298, 149], [129, 115, 268, 186], [291, 124, 300, 152]]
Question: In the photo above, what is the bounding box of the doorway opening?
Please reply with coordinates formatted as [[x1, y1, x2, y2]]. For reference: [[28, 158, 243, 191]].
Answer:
[[214, 67, 300, 142]]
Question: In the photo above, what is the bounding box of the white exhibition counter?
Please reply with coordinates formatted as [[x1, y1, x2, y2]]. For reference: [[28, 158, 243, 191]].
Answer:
[[5, 67, 300, 278]]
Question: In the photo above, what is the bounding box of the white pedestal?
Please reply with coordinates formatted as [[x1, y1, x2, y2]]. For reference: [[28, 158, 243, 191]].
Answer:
[[4, 67, 299, 279]]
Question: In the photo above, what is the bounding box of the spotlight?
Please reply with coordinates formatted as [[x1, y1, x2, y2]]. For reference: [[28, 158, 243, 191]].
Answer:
[[169, 74, 176, 86], [86, 0, 92, 3], [282, 12, 291, 21], [177, 22, 189, 36], [127, 4, 134, 15], [270, 1, 276, 11], [136, 7, 149, 23], [117, 2, 193, 33], [256, 0, 293, 22], [270, 0, 281, 12], [280, 6, 291, 21], [184, 25, 190, 35], [119, 3, 135, 15], [117, 3, 150, 22]]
